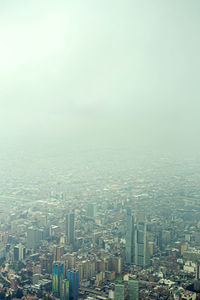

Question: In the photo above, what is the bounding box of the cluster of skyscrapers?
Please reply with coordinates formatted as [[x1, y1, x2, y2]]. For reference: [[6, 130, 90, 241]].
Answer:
[[52, 212, 78, 299], [52, 262, 79, 300]]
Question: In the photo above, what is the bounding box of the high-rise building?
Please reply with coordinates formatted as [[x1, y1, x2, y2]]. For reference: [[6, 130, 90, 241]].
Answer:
[[78, 259, 95, 282], [125, 211, 150, 268], [110, 256, 122, 274], [125, 209, 135, 264], [52, 262, 64, 297], [40, 253, 54, 275], [66, 213, 75, 247], [194, 263, 200, 292], [128, 280, 139, 300], [114, 284, 124, 300], [135, 222, 150, 267], [53, 246, 64, 261], [68, 270, 79, 300], [27, 227, 43, 249], [87, 203, 96, 218], [63, 254, 76, 273], [60, 279, 69, 300], [14, 244, 26, 261], [196, 263, 200, 280]]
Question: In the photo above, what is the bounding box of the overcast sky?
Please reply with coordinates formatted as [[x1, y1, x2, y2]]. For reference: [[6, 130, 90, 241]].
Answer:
[[0, 0, 200, 152]]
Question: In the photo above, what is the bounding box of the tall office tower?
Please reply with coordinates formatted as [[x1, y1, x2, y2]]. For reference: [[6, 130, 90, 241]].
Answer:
[[26, 227, 43, 249], [66, 213, 75, 247], [60, 279, 69, 300], [68, 270, 79, 300], [14, 244, 26, 261], [52, 262, 64, 297], [194, 263, 200, 292], [196, 263, 200, 280], [125, 209, 135, 264], [135, 222, 150, 268], [128, 280, 139, 300], [114, 284, 124, 300], [54, 246, 64, 261], [87, 203, 96, 218], [125, 210, 150, 268]]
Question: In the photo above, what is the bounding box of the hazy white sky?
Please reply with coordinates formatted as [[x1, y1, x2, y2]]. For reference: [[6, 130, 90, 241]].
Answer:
[[0, 0, 200, 150]]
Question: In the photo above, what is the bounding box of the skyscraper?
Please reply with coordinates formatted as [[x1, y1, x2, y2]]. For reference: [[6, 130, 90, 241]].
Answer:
[[66, 213, 75, 247], [53, 246, 64, 261], [14, 244, 26, 261], [52, 262, 64, 297], [125, 211, 150, 268], [27, 227, 43, 249], [114, 284, 124, 300], [128, 280, 139, 300], [125, 209, 135, 264], [68, 270, 79, 300], [60, 279, 69, 300], [135, 222, 150, 267]]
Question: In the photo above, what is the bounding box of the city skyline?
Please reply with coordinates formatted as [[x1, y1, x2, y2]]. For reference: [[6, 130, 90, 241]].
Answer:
[[0, 1, 199, 299]]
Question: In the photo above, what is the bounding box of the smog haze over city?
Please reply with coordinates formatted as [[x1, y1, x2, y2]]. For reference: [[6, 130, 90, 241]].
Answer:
[[0, 1, 200, 300]]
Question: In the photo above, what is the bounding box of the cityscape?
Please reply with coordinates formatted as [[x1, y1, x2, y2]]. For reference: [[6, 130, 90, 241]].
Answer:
[[0, 0, 199, 299], [0, 150, 200, 299]]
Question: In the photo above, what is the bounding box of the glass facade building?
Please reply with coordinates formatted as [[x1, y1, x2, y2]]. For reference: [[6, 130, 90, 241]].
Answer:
[[60, 279, 69, 300], [52, 262, 64, 297], [68, 270, 79, 300], [125, 210, 150, 267]]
